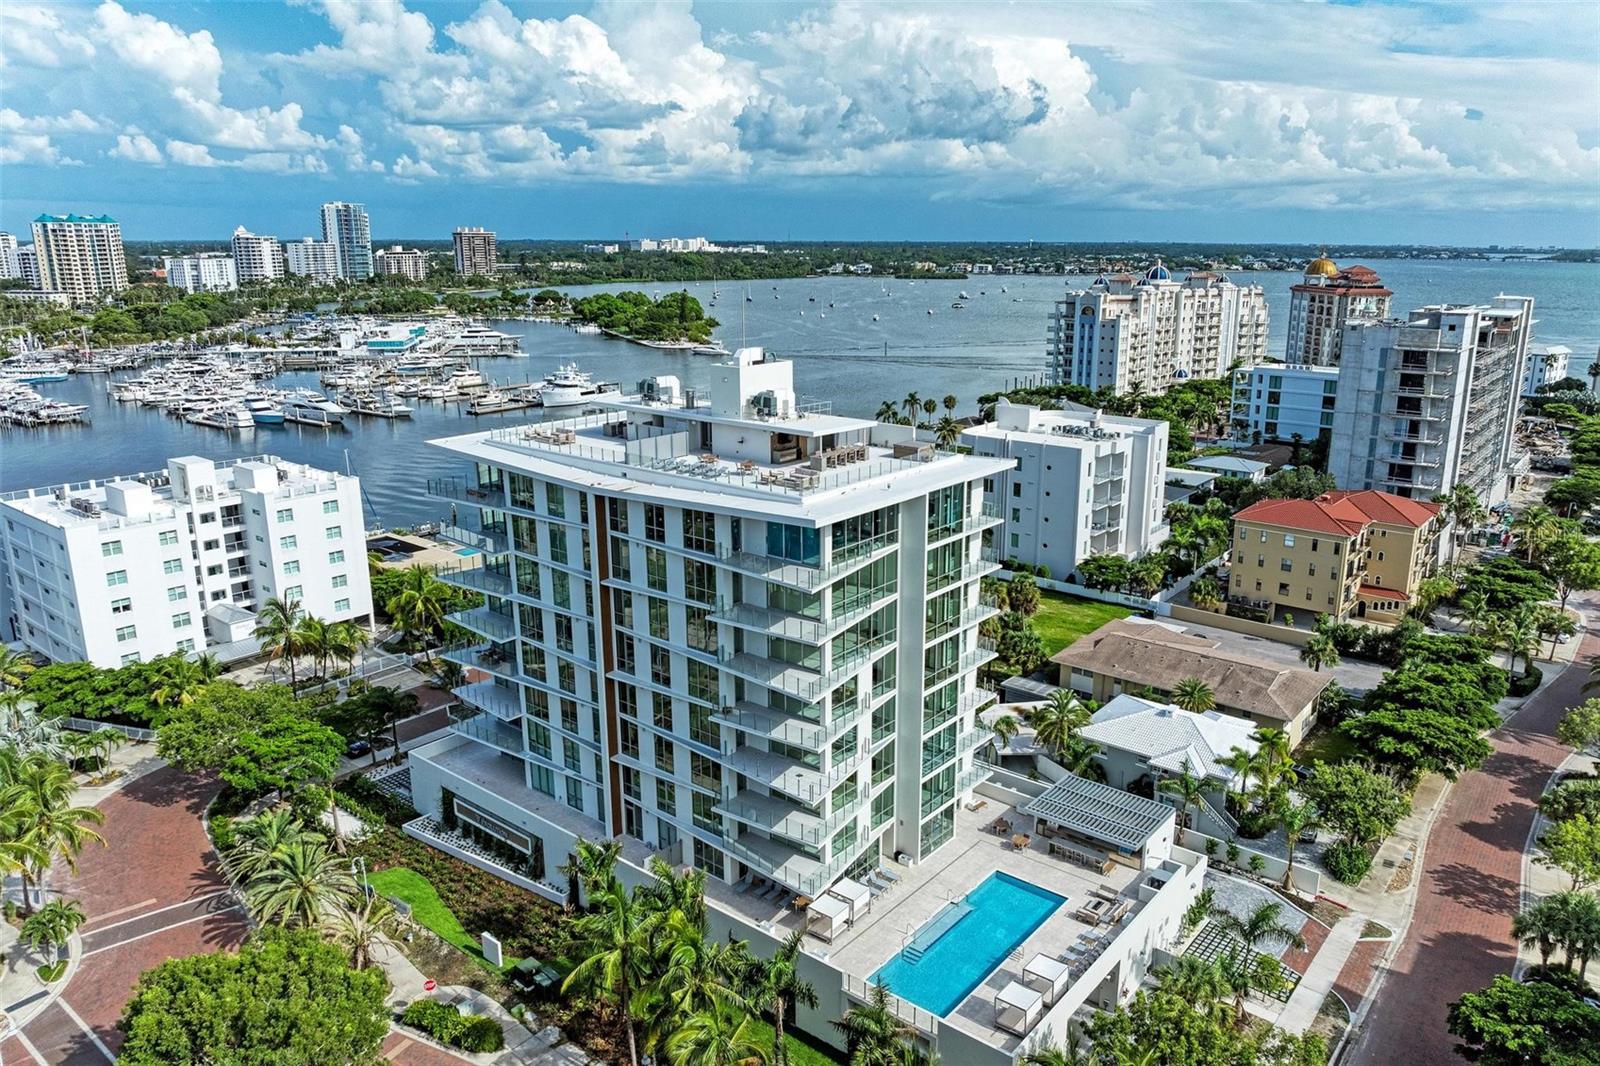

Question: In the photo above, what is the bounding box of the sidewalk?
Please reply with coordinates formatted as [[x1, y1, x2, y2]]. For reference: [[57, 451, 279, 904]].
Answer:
[[1516, 748, 1596, 981], [1277, 915, 1364, 1033]]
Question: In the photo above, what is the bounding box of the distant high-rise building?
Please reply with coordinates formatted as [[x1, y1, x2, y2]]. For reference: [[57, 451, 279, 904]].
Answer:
[[30, 213, 128, 301], [1047, 264, 1268, 394], [163, 253, 238, 294], [0, 232, 19, 280], [16, 245, 41, 289], [1329, 296, 1533, 506], [375, 245, 429, 281], [231, 227, 285, 283], [1284, 256, 1392, 366], [452, 227, 496, 276], [283, 238, 340, 286], [1522, 343, 1572, 397], [319, 201, 372, 280]]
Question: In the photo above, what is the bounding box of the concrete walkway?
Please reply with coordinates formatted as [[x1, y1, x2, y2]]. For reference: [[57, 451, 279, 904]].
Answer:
[[1277, 915, 1364, 1033]]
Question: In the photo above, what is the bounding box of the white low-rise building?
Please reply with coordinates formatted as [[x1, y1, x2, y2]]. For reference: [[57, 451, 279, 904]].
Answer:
[[1523, 343, 1573, 396], [375, 245, 429, 281], [1230, 363, 1340, 443], [0, 455, 372, 668], [164, 252, 239, 294], [962, 400, 1168, 580], [284, 238, 340, 285]]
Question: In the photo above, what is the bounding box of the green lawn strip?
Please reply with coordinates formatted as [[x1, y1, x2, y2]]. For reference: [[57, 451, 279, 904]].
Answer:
[[1296, 728, 1359, 767], [743, 1017, 844, 1066], [1031, 590, 1132, 656], [368, 866, 517, 969]]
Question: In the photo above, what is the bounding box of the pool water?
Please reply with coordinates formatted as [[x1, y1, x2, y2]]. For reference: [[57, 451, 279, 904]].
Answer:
[[454, 547, 481, 557], [870, 872, 1066, 1016]]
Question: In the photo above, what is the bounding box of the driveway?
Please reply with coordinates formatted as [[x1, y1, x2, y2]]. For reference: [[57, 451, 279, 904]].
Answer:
[[0, 766, 248, 1065], [1343, 590, 1593, 1065]]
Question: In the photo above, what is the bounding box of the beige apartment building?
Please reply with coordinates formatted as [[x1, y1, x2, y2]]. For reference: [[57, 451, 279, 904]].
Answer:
[[1228, 490, 1440, 625]]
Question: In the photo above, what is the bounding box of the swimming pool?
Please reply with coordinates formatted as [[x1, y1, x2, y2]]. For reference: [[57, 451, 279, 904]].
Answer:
[[454, 547, 481, 557], [869, 872, 1066, 1016]]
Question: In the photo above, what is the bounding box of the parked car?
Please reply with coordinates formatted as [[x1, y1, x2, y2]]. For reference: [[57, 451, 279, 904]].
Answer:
[[345, 739, 373, 759]]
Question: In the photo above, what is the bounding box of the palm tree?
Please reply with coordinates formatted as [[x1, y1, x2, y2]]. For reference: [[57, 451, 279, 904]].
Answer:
[[1154, 956, 1231, 1025], [650, 910, 750, 1027], [942, 394, 958, 416], [325, 893, 394, 970], [0, 645, 36, 690], [1158, 760, 1206, 831], [150, 654, 209, 713], [1189, 575, 1223, 611], [328, 619, 370, 675], [294, 614, 333, 680], [560, 836, 624, 910], [1457, 591, 1492, 637], [831, 981, 915, 1066], [749, 930, 817, 1066], [989, 714, 1021, 755], [1020, 1024, 1091, 1066], [254, 594, 305, 687], [875, 401, 899, 424], [1499, 607, 1543, 677], [1299, 633, 1340, 673], [226, 809, 322, 881], [1413, 574, 1458, 622], [900, 392, 922, 425], [20, 897, 86, 961], [643, 855, 709, 939], [564, 881, 659, 1066], [1435, 485, 1486, 565], [241, 838, 358, 928], [1221, 746, 1255, 804], [1511, 504, 1559, 564], [1, 756, 105, 913], [1513, 893, 1574, 971], [386, 565, 450, 652], [1277, 799, 1321, 891], [665, 1002, 769, 1066], [1128, 556, 1167, 598], [921, 398, 937, 424], [1566, 893, 1600, 980], [1534, 604, 1578, 660], [1170, 678, 1215, 713], [1027, 690, 1090, 757], [1206, 900, 1306, 1023], [934, 416, 962, 450]]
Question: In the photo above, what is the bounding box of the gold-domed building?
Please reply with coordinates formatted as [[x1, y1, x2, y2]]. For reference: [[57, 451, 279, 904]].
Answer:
[[1304, 253, 1339, 278]]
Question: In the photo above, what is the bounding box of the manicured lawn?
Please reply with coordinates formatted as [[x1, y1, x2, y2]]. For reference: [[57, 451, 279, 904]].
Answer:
[[1296, 727, 1359, 767], [744, 1017, 844, 1066], [369, 866, 512, 966], [1031, 589, 1133, 656]]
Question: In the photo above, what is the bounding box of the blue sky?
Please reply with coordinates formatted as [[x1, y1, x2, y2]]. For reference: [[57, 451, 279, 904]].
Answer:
[[3, 1, 1597, 245]]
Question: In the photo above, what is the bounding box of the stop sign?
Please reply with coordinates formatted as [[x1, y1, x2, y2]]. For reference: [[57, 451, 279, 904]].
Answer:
[[423, 979, 436, 992]]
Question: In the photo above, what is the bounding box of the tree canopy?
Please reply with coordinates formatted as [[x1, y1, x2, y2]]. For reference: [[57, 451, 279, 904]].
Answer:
[[1305, 762, 1408, 847], [1447, 973, 1600, 1066], [117, 928, 389, 1066], [1340, 709, 1492, 780]]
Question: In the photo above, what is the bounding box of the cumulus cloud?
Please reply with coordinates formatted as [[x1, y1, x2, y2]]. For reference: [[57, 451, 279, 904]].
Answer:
[[110, 129, 162, 163]]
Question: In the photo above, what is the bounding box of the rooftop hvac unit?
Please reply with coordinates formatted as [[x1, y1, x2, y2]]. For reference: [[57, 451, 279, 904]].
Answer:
[[638, 377, 660, 401], [752, 391, 778, 417]]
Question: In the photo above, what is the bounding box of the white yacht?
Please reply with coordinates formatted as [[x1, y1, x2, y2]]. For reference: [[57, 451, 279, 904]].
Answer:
[[282, 390, 348, 426], [188, 405, 255, 431], [246, 398, 286, 425], [537, 364, 617, 408]]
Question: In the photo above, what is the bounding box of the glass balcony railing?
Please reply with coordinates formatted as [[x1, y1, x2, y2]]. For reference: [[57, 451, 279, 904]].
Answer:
[[435, 561, 512, 597], [438, 523, 510, 555], [426, 475, 502, 504], [445, 606, 516, 642]]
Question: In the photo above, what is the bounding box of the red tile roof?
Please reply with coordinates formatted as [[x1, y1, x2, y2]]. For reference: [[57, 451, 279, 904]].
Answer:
[[1234, 489, 1437, 536], [1233, 497, 1367, 536], [1321, 490, 1439, 528], [1358, 584, 1410, 601]]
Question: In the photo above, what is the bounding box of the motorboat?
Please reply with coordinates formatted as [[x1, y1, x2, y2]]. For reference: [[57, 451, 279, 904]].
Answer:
[[446, 368, 489, 392], [246, 398, 286, 425], [337, 390, 414, 418], [468, 388, 536, 415], [188, 405, 254, 431], [692, 342, 730, 357], [282, 390, 348, 426], [537, 364, 616, 408]]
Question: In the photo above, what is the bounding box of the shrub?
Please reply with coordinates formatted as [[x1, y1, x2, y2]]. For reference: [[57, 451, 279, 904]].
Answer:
[[1225, 840, 1241, 866], [211, 814, 237, 853], [1323, 841, 1374, 884], [1509, 667, 1543, 697], [1204, 838, 1219, 859], [1247, 854, 1267, 876], [337, 776, 420, 826], [401, 998, 505, 1053], [1236, 809, 1276, 840]]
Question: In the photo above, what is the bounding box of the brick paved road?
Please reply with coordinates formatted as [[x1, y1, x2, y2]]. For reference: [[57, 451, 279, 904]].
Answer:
[[1344, 593, 1591, 1064], [1, 767, 248, 1065]]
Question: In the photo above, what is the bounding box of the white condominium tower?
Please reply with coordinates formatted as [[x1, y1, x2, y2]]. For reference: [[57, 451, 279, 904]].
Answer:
[[320, 201, 373, 280], [29, 213, 128, 301], [0, 232, 19, 279], [1285, 256, 1392, 366], [375, 245, 429, 281], [231, 226, 286, 282], [962, 400, 1169, 581], [408, 348, 1008, 900], [1328, 296, 1534, 506], [0, 455, 372, 670], [453, 227, 496, 276], [1048, 264, 1268, 395], [163, 253, 238, 294], [284, 238, 340, 285]]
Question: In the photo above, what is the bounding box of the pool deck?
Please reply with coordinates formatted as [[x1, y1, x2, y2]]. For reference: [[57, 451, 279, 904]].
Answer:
[[706, 802, 1144, 1051]]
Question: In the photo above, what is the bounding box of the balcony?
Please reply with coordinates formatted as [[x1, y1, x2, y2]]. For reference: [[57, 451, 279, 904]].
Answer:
[[446, 605, 516, 642], [710, 700, 863, 751], [924, 638, 998, 688], [720, 743, 868, 805], [722, 831, 863, 898], [714, 532, 897, 593], [442, 640, 520, 682], [436, 561, 512, 597], [452, 679, 522, 723], [720, 634, 893, 702], [449, 707, 525, 755], [927, 549, 1001, 593], [927, 503, 1003, 545], [438, 523, 510, 556], [957, 761, 991, 794], [716, 788, 864, 849], [958, 687, 999, 714], [708, 592, 889, 646], [426, 475, 502, 504]]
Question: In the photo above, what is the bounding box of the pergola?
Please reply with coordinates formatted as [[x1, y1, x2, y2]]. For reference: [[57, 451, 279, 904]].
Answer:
[[827, 877, 872, 922], [995, 980, 1044, 1035], [1022, 953, 1071, 1006], [805, 893, 850, 943]]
